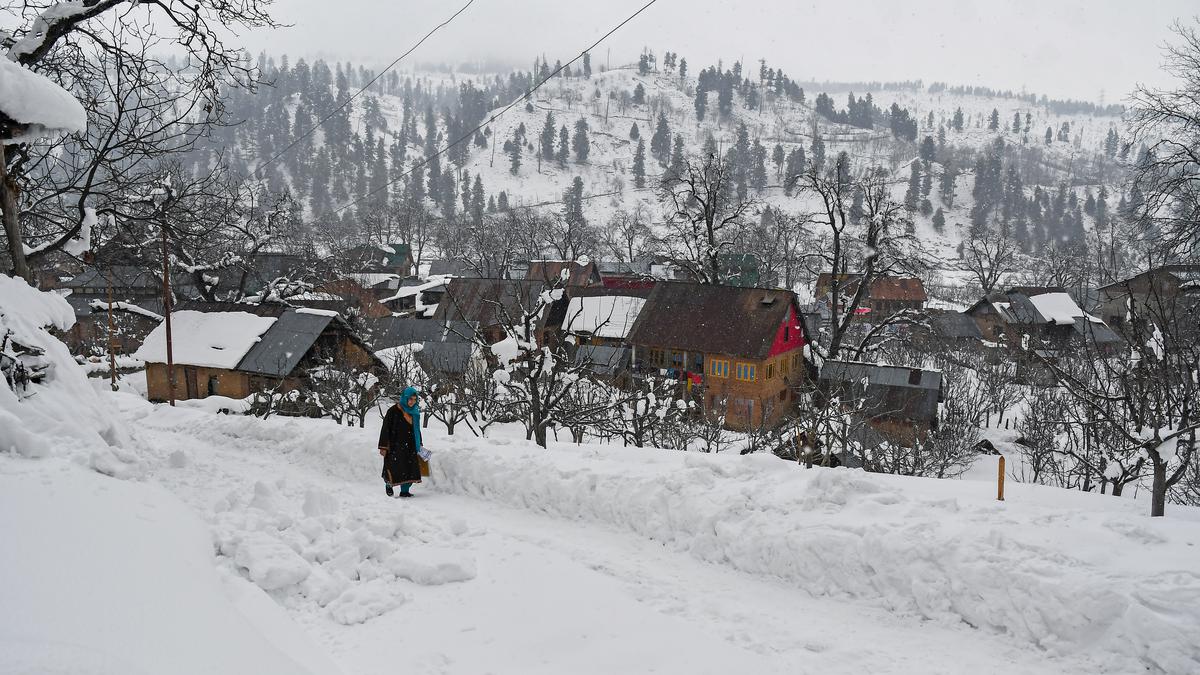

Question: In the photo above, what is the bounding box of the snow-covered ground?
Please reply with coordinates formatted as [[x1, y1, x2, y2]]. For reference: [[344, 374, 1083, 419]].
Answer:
[[3, 378, 1197, 674]]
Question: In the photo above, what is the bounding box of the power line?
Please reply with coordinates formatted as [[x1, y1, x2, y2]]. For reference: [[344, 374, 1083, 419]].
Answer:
[[251, 0, 476, 179], [326, 0, 661, 218]]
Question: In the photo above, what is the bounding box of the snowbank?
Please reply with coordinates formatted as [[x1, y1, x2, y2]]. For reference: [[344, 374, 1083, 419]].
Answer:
[[0, 275, 132, 472], [425, 437, 1200, 673], [0, 460, 338, 674], [0, 57, 87, 143]]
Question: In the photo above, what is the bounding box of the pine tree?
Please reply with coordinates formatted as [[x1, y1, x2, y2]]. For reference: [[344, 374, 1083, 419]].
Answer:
[[1104, 128, 1119, 158], [988, 108, 1000, 131], [932, 207, 946, 234], [497, 191, 509, 211], [920, 198, 933, 217], [668, 135, 684, 182], [650, 112, 671, 163], [471, 175, 485, 225], [904, 161, 921, 210], [582, 52, 592, 78], [772, 143, 785, 180], [751, 139, 768, 193], [541, 112, 557, 161], [633, 83, 646, 105], [783, 147, 805, 194], [678, 58, 687, 82], [951, 107, 964, 132], [694, 87, 707, 121], [633, 139, 646, 188], [508, 129, 522, 175], [563, 176, 585, 225], [1011, 111, 1021, 134], [939, 163, 957, 207], [573, 119, 590, 162], [919, 136, 936, 163], [1045, 127, 1053, 144], [629, 122, 640, 140], [921, 165, 933, 197], [810, 134, 825, 173], [850, 186, 865, 223], [557, 125, 570, 165]]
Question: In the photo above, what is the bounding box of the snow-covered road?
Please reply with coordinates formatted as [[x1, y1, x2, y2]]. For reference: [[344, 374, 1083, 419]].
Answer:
[[124, 398, 1111, 675]]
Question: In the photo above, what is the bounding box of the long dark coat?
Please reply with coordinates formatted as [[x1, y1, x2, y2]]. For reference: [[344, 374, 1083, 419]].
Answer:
[[379, 405, 421, 485]]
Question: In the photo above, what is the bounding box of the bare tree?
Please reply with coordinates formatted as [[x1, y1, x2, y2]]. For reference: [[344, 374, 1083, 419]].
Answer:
[[656, 152, 753, 284], [795, 160, 928, 361], [2, 0, 279, 280], [962, 229, 1020, 295]]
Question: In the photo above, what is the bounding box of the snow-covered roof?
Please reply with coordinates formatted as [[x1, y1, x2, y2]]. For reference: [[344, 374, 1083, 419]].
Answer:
[[565, 295, 645, 339], [380, 275, 453, 303], [1026, 292, 1084, 326], [134, 310, 276, 369], [0, 58, 86, 143]]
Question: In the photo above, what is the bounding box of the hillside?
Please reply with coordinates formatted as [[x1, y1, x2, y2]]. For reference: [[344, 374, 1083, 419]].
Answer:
[[187, 56, 1128, 282]]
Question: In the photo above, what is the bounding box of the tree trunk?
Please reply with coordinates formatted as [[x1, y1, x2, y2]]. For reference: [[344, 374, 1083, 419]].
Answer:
[[1150, 450, 1167, 517], [1, 144, 32, 282], [534, 422, 547, 448]]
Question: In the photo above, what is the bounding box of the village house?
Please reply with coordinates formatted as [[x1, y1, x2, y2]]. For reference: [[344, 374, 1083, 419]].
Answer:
[[1096, 264, 1200, 333], [432, 278, 560, 346], [60, 295, 162, 357], [134, 303, 379, 403], [340, 243, 414, 278], [624, 282, 809, 431], [563, 289, 648, 347], [814, 273, 928, 319], [378, 275, 455, 318], [964, 286, 1122, 355], [818, 361, 944, 447], [522, 260, 603, 288]]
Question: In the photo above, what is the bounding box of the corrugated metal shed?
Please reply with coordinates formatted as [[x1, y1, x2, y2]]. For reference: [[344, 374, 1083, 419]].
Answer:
[[236, 309, 334, 377], [625, 282, 797, 360], [415, 341, 476, 376], [433, 278, 550, 329], [929, 312, 983, 339], [363, 317, 477, 350], [574, 344, 631, 375], [819, 360, 942, 422]]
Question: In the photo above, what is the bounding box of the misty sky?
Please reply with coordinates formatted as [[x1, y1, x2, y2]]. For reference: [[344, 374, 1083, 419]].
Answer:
[[243, 0, 1195, 102]]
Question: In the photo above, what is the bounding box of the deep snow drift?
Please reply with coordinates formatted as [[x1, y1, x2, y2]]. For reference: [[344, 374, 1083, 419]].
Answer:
[[2, 276, 1198, 674]]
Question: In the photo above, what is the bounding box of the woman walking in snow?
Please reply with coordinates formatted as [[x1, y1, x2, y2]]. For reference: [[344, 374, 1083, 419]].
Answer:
[[378, 386, 424, 498]]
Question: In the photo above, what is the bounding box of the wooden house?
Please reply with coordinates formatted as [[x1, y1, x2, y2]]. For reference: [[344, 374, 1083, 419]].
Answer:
[[524, 260, 602, 288], [818, 361, 943, 447], [625, 282, 810, 430], [1096, 265, 1200, 334], [341, 243, 414, 278], [135, 304, 379, 403], [814, 273, 928, 318], [965, 287, 1122, 354], [432, 278, 560, 346]]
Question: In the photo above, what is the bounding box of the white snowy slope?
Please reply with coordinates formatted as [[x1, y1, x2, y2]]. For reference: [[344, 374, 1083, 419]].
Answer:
[[109, 395, 1199, 674], [0, 57, 86, 142]]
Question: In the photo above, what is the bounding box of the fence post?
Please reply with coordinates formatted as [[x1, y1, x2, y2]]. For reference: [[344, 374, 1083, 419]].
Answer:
[[997, 455, 1006, 501]]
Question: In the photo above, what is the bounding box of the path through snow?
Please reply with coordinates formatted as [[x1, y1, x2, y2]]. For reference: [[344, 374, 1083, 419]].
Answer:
[[122, 396, 1118, 675]]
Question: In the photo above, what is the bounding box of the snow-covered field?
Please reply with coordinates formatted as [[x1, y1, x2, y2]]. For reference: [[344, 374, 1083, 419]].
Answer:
[[2, 381, 1197, 674]]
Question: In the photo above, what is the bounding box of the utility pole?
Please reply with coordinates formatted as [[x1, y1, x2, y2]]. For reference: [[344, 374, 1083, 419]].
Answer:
[[160, 224, 176, 406], [107, 273, 117, 392]]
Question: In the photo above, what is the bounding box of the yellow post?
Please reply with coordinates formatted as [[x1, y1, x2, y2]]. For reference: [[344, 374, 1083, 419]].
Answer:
[[997, 456, 1006, 501]]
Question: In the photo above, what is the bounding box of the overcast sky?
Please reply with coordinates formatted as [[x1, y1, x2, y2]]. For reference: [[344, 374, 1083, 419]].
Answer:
[[243, 0, 1195, 102]]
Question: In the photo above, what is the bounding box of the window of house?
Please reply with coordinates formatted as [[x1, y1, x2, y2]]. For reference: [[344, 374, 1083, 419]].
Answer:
[[765, 362, 775, 380], [735, 363, 756, 381], [207, 376, 220, 396], [670, 351, 685, 368], [710, 359, 729, 378]]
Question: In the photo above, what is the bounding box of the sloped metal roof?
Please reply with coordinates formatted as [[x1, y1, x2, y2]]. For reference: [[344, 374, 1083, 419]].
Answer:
[[362, 317, 477, 350], [414, 341, 475, 376], [236, 309, 334, 377], [819, 360, 943, 422], [574, 344, 631, 375]]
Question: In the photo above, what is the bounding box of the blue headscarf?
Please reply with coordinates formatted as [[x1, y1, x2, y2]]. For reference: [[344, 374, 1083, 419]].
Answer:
[[399, 386, 422, 451]]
